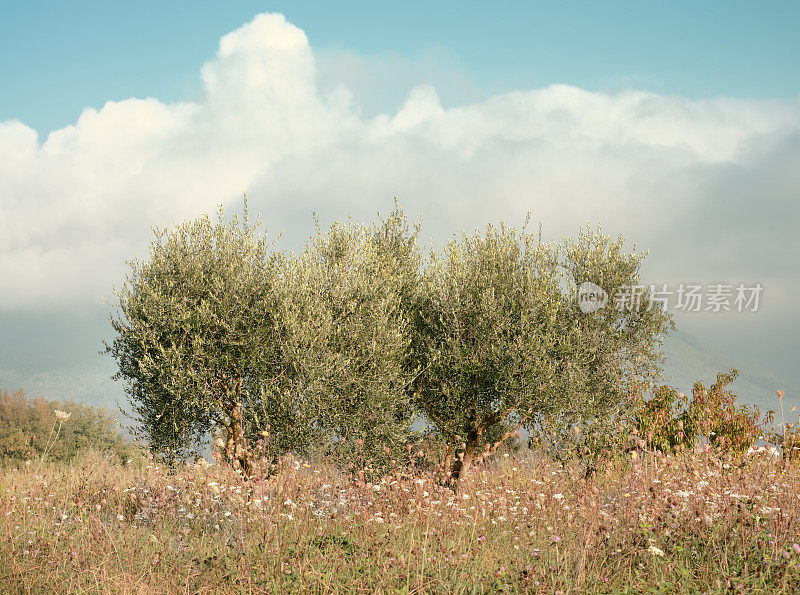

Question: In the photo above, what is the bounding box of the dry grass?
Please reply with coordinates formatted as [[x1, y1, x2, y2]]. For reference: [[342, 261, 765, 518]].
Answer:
[[2, 448, 800, 593]]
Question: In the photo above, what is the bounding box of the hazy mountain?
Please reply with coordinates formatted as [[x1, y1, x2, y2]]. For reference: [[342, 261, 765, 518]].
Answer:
[[0, 362, 123, 412], [2, 326, 796, 430], [660, 329, 798, 418]]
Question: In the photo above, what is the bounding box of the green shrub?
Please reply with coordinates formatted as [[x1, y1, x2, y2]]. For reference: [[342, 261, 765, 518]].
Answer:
[[534, 404, 639, 476], [777, 424, 800, 462], [0, 389, 132, 464], [634, 384, 697, 453], [689, 369, 770, 455], [633, 369, 770, 458]]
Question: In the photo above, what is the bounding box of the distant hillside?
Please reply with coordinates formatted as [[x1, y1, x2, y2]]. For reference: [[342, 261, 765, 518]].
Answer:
[[0, 364, 122, 412], [660, 329, 798, 418], [2, 328, 796, 430]]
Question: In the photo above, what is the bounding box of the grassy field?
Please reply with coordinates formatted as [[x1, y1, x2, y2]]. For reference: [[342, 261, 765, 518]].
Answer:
[[1, 448, 799, 593]]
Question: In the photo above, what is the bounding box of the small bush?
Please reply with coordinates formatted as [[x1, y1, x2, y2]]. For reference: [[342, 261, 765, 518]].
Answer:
[[770, 390, 800, 462], [634, 384, 697, 453], [0, 388, 133, 464], [633, 369, 771, 458]]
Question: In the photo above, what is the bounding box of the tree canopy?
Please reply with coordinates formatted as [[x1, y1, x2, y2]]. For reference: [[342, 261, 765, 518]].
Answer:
[[106, 204, 671, 484]]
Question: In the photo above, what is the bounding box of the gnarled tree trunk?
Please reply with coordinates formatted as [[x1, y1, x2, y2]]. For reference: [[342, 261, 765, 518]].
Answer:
[[448, 425, 482, 488], [223, 378, 251, 477], [447, 411, 528, 490]]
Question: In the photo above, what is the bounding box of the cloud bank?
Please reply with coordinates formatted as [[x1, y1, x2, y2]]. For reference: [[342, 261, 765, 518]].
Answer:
[[1, 12, 799, 378]]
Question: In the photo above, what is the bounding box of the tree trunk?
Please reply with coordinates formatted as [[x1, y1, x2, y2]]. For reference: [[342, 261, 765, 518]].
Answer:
[[449, 426, 482, 488], [225, 401, 251, 477], [442, 444, 453, 476], [223, 378, 251, 477]]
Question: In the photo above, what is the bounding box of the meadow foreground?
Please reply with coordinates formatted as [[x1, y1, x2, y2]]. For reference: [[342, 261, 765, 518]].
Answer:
[[1, 449, 799, 593]]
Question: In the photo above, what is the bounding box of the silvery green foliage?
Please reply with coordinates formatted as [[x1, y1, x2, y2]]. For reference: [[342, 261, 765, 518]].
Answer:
[[412, 222, 672, 481], [106, 203, 669, 478], [539, 227, 673, 468], [281, 210, 421, 472], [412, 222, 568, 480], [106, 204, 421, 473], [559, 226, 672, 411], [105, 206, 287, 466]]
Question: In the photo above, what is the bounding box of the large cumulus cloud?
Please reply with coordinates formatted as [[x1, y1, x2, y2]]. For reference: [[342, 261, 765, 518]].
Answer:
[[1, 12, 798, 381]]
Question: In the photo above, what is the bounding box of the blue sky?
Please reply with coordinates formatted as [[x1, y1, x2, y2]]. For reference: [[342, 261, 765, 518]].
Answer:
[[2, 1, 799, 135]]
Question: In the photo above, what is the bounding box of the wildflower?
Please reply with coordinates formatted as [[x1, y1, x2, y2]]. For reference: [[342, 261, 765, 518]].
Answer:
[[54, 410, 71, 421], [551, 535, 562, 543], [647, 545, 665, 557]]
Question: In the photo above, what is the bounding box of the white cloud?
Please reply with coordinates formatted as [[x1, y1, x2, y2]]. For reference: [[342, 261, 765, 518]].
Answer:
[[1, 10, 799, 383]]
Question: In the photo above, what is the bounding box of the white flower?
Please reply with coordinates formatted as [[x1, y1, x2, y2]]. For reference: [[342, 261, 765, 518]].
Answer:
[[553, 493, 564, 500], [54, 410, 71, 422], [647, 545, 665, 557]]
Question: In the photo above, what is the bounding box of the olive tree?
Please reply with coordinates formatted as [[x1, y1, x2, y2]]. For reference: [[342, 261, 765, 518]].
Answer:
[[413, 222, 567, 483], [281, 209, 421, 473], [413, 222, 671, 484], [560, 226, 671, 405], [540, 226, 673, 470], [105, 206, 285, 474]]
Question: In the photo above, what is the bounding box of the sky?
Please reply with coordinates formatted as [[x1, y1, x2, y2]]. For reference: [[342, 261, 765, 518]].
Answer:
[[4, 1, 800, 135], [1, 2, 799, 413]]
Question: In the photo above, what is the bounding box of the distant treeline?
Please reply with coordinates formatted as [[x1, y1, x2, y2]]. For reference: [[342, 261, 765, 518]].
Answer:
[[0, 389, 136, 464]]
